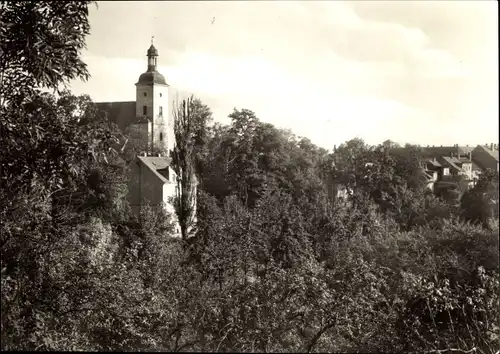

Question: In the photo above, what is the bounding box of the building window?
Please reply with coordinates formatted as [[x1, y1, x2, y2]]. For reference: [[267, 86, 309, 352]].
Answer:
[[159, 93, 162, 97], [143, 92, 147, 97], [159, 106, 163, 116], [143, 105, 147, 115], [160, 132, 163, 141]]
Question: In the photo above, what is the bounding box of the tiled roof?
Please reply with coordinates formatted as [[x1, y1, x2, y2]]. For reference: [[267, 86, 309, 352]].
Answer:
[[96, 101, 137, 131]]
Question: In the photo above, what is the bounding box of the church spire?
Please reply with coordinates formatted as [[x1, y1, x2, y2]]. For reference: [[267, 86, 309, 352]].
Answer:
[[147, 37, 159, 72], [137, 40, 167, 86]]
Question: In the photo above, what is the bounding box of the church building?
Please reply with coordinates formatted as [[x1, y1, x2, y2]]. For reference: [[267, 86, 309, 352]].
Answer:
[[96, 42, 189, 236]]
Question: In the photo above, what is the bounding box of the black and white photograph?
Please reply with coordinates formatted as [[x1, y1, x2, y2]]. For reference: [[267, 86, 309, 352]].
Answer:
[[1, 1, 498, 352]]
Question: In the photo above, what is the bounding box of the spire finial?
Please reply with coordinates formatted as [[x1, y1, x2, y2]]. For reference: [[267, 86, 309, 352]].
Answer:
[[151, 36, 154, 45]]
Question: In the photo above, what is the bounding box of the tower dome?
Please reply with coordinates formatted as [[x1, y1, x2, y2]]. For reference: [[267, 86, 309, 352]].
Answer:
[[137, 71, 167, 85]]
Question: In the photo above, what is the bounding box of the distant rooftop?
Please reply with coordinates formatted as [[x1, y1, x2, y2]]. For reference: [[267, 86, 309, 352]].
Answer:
[[475, 145, 499, 161], [439, 156, 462, 171]]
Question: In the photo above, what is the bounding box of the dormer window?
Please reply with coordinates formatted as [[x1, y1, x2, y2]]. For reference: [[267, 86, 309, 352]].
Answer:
[[143, 106, 147, 115]]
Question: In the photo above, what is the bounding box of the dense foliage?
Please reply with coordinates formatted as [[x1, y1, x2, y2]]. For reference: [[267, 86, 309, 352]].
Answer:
[[1, 2, 498, 352]]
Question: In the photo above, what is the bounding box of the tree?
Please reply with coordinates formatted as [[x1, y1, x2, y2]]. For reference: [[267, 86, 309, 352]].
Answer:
[[461, 169, 499, 229], [226, 108, 261, 207], [390, 144, 427, 192], [1, 0, 103, 214], [171, 97, 198, 240], [0, 2, 136, 350], [188, 98, 214, 176], [0, 1, 94, 106]]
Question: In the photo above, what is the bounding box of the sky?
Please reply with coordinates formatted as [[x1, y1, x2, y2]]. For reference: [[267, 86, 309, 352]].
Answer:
[[69, 1, 499, 149]]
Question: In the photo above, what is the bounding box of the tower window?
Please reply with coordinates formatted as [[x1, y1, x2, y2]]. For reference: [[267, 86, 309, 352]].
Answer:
[[160, 132, 163, 141], [143, 106, 147, 115], [143, 92, 147, 97], [159, 106, 163, 116], [159, 93, 162, 97]]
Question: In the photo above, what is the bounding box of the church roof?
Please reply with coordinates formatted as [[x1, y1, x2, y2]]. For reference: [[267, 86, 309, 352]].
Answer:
[[96, 101, 137, 131], [137, 156, 173, 184], [136, 71, 168, 86]]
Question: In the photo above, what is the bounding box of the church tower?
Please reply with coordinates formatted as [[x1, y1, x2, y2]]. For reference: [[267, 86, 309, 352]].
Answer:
[[134, 39, 172, 154]]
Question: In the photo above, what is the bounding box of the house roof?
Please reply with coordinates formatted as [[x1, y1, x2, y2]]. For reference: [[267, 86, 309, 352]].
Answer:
[[449, 156, 462, 164], [426, 159, 442, 167], [458, 146, 475, 154], [418, 146, 473, 157], [137, 156, 173, 184], [475, 145, 499, 161], [96, 101, 137, 131], [440, 156, 462, 171], [389, 146, 473, 160]]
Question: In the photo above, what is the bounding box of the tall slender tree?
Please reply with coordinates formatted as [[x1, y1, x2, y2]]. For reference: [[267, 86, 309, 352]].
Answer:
[[171, 97, 197, 240]]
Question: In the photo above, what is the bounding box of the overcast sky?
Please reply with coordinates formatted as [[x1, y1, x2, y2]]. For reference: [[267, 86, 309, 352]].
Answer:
[[69, 1, 498, 149]]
